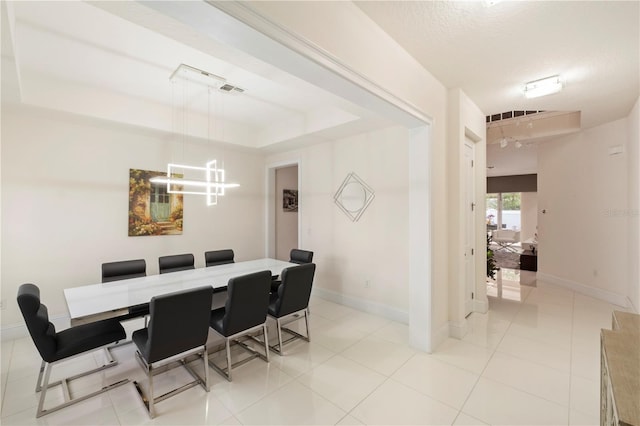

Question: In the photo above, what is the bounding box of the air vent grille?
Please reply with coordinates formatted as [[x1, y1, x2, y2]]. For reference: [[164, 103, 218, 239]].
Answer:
[[219, 84, 245, 93], [486, 110, 545, 123]]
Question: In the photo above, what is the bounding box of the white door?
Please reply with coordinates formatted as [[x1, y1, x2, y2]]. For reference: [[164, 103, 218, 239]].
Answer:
[[464, 139, 476, 316]]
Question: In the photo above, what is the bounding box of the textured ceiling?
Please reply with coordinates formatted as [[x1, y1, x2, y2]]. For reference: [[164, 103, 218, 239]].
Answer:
[[355, 1, 640, 130], [4, 1, 638, 173]]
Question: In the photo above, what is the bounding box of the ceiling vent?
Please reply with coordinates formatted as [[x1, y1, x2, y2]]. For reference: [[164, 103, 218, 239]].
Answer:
[[219, 83, 245, 93], [170, 63, 245, 94], [486, 110, 581, 143], [486, 110, 545, 124]]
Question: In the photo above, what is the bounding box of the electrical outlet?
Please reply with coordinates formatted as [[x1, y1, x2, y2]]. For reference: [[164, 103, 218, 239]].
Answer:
[[364, 280, 371, 288]]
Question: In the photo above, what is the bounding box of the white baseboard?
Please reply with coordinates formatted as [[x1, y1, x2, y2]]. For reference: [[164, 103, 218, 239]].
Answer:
[[473, 298, 489, 314], [311, 288, 409, 324], [1, 314, 70, 342], [432, 322, 450, 350], [311, 288, 458, 353], [536, 272, 631, 308], [1, 322, 28, 341], [448, 320, 469, 340]]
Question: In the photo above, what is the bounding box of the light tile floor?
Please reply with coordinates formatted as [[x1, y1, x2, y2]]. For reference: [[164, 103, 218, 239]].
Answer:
[[0, 268, 630, 425]]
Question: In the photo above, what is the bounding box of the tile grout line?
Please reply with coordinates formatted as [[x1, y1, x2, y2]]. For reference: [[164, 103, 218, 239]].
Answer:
[[567, 289, 576, 425], [493, 280, 577, 418], [0, 339, 15, 416], [452, 280, 527, 425]]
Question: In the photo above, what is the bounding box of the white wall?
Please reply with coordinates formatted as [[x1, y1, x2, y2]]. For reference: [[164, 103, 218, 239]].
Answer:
[[1, 106, 266, 327], [275, 165, 298, 260], [267, 126, 411, 320], [520, 192, 538, 242], [627, 98, 639, 312], [537, 119, 629, 306], [247, 1, 449, 349]]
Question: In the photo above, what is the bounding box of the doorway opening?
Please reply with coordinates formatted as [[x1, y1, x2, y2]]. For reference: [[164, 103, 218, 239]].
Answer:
[[275, 165, 299, 260], [266, 160, 300, 259]]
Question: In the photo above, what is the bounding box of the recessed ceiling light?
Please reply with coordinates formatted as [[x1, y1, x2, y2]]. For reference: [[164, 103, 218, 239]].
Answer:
[[524, 75, 563, 99]]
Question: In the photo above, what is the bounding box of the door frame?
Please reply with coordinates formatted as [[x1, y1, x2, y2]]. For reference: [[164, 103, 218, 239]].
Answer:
[[266, 159, 301, 259], [144, 1, 436, 352], [463, 138, 476, 316]]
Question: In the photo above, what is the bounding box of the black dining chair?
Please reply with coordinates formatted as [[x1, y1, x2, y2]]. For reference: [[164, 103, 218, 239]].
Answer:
[[101, 259, 146, 282], [101, 259, 149, 323], [132, 286, 213, 418], [204, 249, 235, 267], [158, 253, 195, 274], [290, 249, 314, 264], [271, 248, 314, 293], [17, 283, 129, 418], [208, 270, 272, 381], [268, 263, 316, 355]]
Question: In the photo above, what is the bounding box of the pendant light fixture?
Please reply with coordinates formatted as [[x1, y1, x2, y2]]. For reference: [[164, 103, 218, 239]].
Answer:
[[151, 64, 240, 206]]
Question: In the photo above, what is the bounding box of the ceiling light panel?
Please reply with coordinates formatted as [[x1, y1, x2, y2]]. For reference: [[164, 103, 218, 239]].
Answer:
[[524, 75, 563, 99]]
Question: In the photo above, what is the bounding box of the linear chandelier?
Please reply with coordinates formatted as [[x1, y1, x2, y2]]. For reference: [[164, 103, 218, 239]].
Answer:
[[150, 161, 239, 206], [162, 64, 241, 205]]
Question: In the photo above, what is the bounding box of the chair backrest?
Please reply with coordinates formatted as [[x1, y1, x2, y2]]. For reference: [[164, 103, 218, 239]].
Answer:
[[142, 286, 213, 364], [204, 249, 235, 267], [290, 249, 313, 264], [16, 284, 58, 362], [158, 254, 195, 274], [102, 259, 146, 283], [221, 270, 272, 336], [272, 263, 316, 317]]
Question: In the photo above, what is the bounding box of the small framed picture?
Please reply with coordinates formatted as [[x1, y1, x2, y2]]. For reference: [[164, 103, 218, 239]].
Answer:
[[283, 189, 298, 212]]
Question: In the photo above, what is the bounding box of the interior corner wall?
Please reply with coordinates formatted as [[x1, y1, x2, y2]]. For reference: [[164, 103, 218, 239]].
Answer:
[[537, 118, 629, 305], [1, 106, 265, 329], [245, 0, 449, 350], [266, 125, 411, 320], [627, 97, 639, 312], [275, 165, 298, 260], [446, 88, 487, 337]]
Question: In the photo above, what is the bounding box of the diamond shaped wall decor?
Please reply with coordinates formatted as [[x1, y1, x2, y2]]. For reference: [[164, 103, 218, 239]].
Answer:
[[333, 172, 375, 222]]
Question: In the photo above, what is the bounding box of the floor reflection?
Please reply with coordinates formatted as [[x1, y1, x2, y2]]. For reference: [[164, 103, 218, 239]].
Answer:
[[487, 268, 537, 301]]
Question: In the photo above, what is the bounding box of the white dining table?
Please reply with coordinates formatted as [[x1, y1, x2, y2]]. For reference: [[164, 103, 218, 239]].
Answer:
[[64, 258, 297, 325]]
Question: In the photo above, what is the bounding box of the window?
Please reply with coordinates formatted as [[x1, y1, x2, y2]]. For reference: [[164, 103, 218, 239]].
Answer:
[[501, 192, 521, 230], [151, 183, 170, 204], [486, 192, 521, 231]]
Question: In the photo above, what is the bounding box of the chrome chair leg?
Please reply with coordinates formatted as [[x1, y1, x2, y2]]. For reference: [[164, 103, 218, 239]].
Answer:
[[35, 351, 128, 418], [148, 365, 156, 418], [208, 325, 270, 381], [35, 360, 46, 392], [134, 346, 209, 418], [304, 310, 311, 341], [202, 346, 210, 391], [269, 309, 311, 355], [276, 318, 284, 355], [36, 361, 53, 417], [226, 339, 233, 382], [263, 323, 270, 363]]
